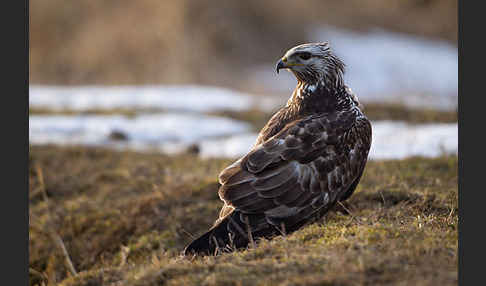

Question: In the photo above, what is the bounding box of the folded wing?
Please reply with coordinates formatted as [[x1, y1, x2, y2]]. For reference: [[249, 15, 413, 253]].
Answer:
[[218, 112, 371, 230]]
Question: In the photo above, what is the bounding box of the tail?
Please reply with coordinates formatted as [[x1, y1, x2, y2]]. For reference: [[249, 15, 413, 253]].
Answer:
[[183, 215, 238, 256], [183, 210, 283, 256]]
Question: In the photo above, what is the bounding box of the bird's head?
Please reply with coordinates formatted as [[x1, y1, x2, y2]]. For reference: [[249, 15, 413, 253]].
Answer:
[[276, 42, 345, 87]]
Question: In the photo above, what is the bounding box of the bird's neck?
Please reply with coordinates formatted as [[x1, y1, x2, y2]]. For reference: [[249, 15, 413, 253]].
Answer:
[[286, 78, 353, 114]]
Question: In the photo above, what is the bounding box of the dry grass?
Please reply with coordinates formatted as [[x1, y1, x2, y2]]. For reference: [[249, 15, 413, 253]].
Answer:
[[211, 103, 457, 131], [361, 103, 458, 124], [30, 0, 457, 86], [29, 102, 457, 132], [29, 145, 457, 286]]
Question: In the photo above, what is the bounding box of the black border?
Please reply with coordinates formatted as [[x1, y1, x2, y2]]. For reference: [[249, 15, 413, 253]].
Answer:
[[1, 0, 29, 284], [26, 0, 30, 284], [458, 0, 483, 285]]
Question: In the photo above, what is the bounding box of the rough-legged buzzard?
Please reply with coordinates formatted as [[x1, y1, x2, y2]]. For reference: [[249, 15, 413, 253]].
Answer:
[[184, 42, 372, 255]]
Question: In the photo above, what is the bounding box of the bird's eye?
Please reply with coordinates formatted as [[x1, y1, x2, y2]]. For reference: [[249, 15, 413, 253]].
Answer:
[[299, 52, 311, 60]]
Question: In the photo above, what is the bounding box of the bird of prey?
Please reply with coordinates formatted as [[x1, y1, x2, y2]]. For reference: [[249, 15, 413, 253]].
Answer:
[[184, 42, 372, 256]]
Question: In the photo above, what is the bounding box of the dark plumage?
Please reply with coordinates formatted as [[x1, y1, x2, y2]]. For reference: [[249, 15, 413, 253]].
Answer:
[[184, 42, 372, 256]]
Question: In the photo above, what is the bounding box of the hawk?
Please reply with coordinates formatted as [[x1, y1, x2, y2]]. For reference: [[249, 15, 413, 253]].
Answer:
[[184, 42, 372, 255]]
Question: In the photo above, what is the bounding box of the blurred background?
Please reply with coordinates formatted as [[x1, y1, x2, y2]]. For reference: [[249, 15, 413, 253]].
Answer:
[[29, 0, 458, 160]]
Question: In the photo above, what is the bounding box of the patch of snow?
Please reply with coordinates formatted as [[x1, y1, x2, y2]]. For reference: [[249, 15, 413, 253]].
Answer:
[[197, 121, 457, 160], [29, 85, 260, 113], [29, 111, 457, 160], [199, 133, 258, 158], [369, 121, 457, 160], [29, 113, 252, 149]]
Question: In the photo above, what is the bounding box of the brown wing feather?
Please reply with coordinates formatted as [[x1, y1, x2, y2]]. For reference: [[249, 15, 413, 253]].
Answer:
[[218, 111, 371, 229]]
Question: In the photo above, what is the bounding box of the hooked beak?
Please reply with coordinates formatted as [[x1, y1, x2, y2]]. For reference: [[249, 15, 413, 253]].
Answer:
[[275, 57, 287, 74], [276, 56, 303, 74]]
